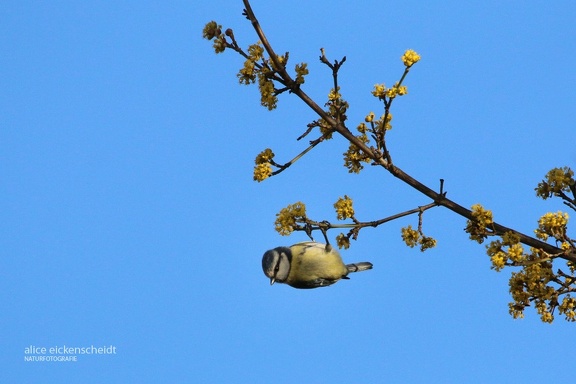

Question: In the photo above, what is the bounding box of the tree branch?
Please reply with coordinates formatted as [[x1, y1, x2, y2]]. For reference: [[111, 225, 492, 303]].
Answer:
[[240, 0, 576, 264]]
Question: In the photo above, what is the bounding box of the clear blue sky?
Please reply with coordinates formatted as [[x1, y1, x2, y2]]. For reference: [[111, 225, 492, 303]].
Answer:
[[2, 1, 575, 382]]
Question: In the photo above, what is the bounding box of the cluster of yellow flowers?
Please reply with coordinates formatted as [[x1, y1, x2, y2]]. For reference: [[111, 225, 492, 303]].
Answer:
[[465, 204, 494, 243], [401, 225, 419, 247], [506, 250, 576, 322], [204, 22, 312, 112], [559, 296, 576, 321], [237, 43, 264, 85], [371, 83, 408, 100], [421, 236, 437, 251], [401, 49, 421, 67], [535, 167, 574, 199], [468, 164, 576, 322], [325, 86, 349, 124], [507, 243, 524, 263], [535, 211, 569, 241], [486, 232, 524, 271], [401, 225, 437, 251], [333, 196, 360, 250], [257, 67, 277, 110], [508, 253, 556, 321], [356, 122, 368, 134], [255, 148, 274, 163], [295, 63, 309, 85], [328, 87, 341, 101], [388, 84, 408, 98], [343, 110, 394, 173], [535, 301, 554, 323], [202, 21, 227, 54], [377, 112, 393, 131], [238, 60, 256, 85], [253, 148, 275, 182], [232, 41, 278, 109], [202, 21, 220, 40], [502, 214, 575, 322], [371, 84, 386, 98], [334, 195, 355, 220], [249, 43, 264, 61], [343, 135, 371, 173], [364, 111, 393, 131], [335, 233, 350, 249], [274, 202, 307, 236], [253, 163, 272, 182]]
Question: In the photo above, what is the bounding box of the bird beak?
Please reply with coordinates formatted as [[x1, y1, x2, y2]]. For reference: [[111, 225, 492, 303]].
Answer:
[[269, 278, 276, 285]]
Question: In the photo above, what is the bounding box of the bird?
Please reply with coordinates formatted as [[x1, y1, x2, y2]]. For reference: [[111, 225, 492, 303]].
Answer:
[[261, 241, 373, 289]]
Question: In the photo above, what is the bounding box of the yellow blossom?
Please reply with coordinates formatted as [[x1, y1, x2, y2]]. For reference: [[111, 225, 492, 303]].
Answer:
[[507, 243, 524, 263], [472, 204, 493, 225], [465, 204, 493, 243], [507, 249, 563, 323], [328, 87, 341, 101], [502, 231, 520, 246], [379, 112, 393, 130], [213, 35, 226, 53], [247, 42, 264, 61], [491, 251, 507, 271], [295, 63, 309, 85], [202, 21, 221, 40], [401, 225, 420, 248], [420, 236, 437, 251], [559, 296, 576, 322], [401, 49, 421, 67], [371, 84, 386, 98], [509, 303, 525, 319], [238, 60, 256, 85], [535, 167, 575, 199], [386, 87, 398, 98], [535, 211, 569, 240], [255, 148, 275, 164], [336, 233, 350, 249], [541, 310, 554, 323], [274, 202, 307, 236], [343, 140, 371, 173], [253, 163, 272, 182], [334, 195, 355, 220], [257, 69, 277, 110]]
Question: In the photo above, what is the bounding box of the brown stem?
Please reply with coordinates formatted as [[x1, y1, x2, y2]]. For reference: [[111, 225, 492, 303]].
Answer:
[[304, 202, 438, 231]]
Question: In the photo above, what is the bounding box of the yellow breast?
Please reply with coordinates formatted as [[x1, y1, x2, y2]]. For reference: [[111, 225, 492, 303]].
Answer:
[[286, 242, 348, 288]]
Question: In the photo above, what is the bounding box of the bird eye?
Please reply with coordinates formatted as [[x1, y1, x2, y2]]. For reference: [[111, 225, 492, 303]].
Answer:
[[274, 258, 281, 273]]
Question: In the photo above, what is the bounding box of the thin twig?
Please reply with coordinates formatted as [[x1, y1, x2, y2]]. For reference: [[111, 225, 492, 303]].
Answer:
[[301, 202, 438, 232], [270, 131, 333, 176]]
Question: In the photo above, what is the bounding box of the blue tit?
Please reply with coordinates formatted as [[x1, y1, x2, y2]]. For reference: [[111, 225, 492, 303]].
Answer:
[[261, 241, 373, 289]]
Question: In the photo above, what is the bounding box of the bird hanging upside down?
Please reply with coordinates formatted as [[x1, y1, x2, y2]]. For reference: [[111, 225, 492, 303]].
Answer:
[[262, 241, 373, 289]]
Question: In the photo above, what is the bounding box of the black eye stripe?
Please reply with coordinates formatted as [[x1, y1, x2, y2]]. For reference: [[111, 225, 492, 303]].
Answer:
[[273, 256, 282, 275]]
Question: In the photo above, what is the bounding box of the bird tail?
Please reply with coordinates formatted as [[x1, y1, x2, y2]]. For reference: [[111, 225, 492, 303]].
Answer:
[[346, 262, 373, 273]]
